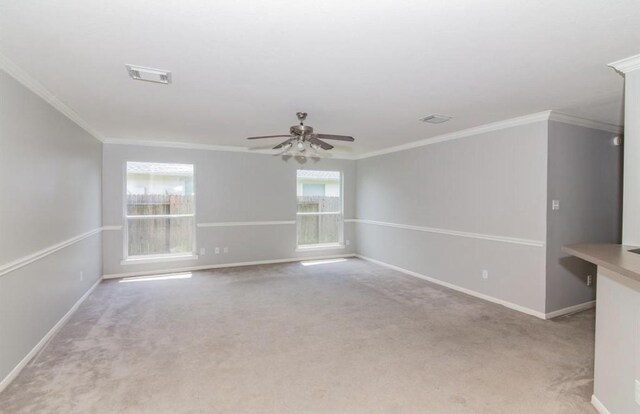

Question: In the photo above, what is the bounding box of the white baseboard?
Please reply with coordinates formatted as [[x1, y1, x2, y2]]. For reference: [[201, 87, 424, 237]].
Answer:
[[102, 254, 356, 279], [591, 395, 611, 414], [544, 300, 596, 320], [356, 255, 547, 319], [0, 277, 102, 394]]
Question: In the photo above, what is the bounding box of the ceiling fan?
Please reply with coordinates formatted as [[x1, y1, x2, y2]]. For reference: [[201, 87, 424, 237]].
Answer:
[[247, 112, 354, 155]]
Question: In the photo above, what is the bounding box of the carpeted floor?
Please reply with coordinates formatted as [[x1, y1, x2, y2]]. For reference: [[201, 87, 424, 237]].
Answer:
[[0, 258, 596, 413]]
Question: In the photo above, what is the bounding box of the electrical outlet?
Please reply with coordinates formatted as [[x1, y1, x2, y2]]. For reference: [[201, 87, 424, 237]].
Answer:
[[587, 275, 593, 286], [552, 200, 560, 210], [482, 270, 489, 280], [214, 247, 220, 254], [635, 380, 640, 406], [223, 247, 228, 254], [199, 248, 206, 256], [79, 271, 83, 281]]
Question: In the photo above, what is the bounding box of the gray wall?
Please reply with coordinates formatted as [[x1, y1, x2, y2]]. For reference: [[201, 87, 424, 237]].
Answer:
[[356, 122, 549, 313], [0, 69, 102, 384], [545, 121, 622, 312], [102, 144, 356, 276]]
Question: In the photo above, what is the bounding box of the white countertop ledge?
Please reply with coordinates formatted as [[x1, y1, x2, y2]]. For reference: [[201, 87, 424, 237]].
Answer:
[[563, 243, 640, 286]]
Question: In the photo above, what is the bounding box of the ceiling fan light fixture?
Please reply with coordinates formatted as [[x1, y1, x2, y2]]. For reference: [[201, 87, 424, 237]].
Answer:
[[420, 114, 452, 124]]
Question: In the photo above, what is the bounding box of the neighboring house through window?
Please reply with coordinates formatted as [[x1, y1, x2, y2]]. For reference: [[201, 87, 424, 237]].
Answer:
[[296, 170, 343, 248], [125, 162, 195, 259], [302, 183, 326, 196]]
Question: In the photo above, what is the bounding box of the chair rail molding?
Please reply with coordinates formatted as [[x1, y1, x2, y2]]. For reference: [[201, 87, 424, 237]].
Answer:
[[197, 220, 296, 228], [0, 227, 107, 277], [353, 219, 545, 247]]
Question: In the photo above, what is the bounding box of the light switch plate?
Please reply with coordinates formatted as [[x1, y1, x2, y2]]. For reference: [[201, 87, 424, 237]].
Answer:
[[635, 379, 640, 406], [552, 200, 560, 210]]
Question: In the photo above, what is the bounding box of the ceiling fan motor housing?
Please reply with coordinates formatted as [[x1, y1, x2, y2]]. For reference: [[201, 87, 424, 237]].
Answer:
[[290, 124, 314, 138]]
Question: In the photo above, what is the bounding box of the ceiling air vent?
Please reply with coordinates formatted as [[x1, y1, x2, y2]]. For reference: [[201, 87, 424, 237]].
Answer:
[[420, 114, 452, 124], [125, 64, 172, 84]]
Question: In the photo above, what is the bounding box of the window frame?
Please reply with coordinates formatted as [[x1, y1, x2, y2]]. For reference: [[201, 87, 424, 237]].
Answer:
[[122, 161, 198, 264], [295, 169, 345, 250]]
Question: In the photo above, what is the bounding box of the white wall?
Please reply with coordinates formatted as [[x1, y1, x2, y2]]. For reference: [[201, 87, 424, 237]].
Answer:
[[356, 121, 549, 313], [622, 69, 640, 246], [0, 69, 102, 385], [592, 269, 640, 414], [102, 144, 357, 277], [599, 53, 640, 414]]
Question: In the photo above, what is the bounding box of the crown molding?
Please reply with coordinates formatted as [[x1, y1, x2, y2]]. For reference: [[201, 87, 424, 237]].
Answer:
[[103, 137, 358, 160], [0, 52, 104, 142], [355, 111, 552, 159], [548, 112, 623, 134], [609, 53, 640, 75], [103, 137, 266, 153], [356, 110, 622, 160], [106, 109, 621, 162], [0, 51, 621, 158]]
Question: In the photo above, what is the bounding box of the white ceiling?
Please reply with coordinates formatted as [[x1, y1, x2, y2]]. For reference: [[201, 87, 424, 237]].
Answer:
[[1, 0, 638, 155]]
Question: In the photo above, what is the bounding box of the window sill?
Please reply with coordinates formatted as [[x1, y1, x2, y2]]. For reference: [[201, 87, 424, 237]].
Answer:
[[121, 254, 199, 266], [296, 244, 346, 252]]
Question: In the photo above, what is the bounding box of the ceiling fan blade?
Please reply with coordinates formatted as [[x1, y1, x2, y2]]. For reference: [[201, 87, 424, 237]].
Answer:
[[247, 134, 291, 140], [247, 144, 279, 151], [315, 133, 354, 142], [273, 138, 294, 149], [309, 137, 334, 150]]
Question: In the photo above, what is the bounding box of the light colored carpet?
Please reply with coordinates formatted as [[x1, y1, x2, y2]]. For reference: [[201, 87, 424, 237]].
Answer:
[[0, 258, 596, 413]]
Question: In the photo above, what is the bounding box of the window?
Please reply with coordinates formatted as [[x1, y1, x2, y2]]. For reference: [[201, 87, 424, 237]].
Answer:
[[125, 162, 195, 259], [296, 170, 343, 248]]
